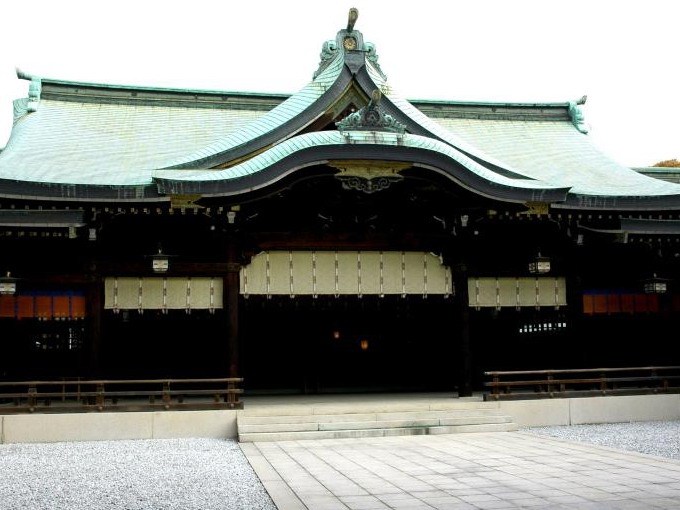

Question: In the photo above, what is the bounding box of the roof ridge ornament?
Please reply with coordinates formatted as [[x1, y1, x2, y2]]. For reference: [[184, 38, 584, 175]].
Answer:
[[364, 42, 386, 80], [568, 95, 589, 134], [313, 40, 339, 79], [336, 89, 406, 134], [27, 77, 42, 112], [313, 7, 369, 79], [347, 7, 358, 32], [338, 8, 363, 60]]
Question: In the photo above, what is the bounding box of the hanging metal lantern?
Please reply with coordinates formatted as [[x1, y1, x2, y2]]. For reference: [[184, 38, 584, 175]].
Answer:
[[642, 274, 670, 294], [0, 271, 18, 295], [151, 246, 170, 273], [528, 253, 551, 274]]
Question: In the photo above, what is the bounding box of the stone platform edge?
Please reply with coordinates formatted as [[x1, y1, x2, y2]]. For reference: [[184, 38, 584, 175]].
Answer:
[[1, 393, 679, 443]]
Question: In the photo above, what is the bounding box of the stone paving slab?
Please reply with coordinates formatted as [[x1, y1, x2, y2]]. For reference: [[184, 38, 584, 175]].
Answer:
[[241, 431, 680, 509]]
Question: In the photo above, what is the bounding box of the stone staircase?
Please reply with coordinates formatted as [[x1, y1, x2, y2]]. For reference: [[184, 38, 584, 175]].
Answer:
[[237, 399, 517, 442]]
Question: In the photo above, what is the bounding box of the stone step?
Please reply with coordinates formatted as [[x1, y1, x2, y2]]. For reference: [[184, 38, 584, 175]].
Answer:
[[238, 409, 507, 425], [238, 422, 517, 442], [238, 415, 513, 434], [236, 398, 518, 442], [240, 401, 500, 417], [439, 415, 513, 426]]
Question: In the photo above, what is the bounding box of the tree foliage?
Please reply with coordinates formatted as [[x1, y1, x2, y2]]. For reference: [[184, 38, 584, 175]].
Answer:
[[653, 159, 680, 167]]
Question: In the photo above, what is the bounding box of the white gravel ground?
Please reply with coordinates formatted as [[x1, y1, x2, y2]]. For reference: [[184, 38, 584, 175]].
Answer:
[[0, 438, 276, 510], [3, 423, 679, 509], [526, 420, 680, 460]]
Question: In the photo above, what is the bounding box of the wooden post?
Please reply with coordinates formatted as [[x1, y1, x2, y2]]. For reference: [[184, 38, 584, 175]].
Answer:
[[453, 262, 473, 397], [86, 274, 103, 378], [225, 243, 241, 379], [566, 270, 586, 366]]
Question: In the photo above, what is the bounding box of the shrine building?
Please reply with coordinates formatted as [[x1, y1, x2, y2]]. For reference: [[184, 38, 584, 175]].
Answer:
[[1, 10, 679, 396]]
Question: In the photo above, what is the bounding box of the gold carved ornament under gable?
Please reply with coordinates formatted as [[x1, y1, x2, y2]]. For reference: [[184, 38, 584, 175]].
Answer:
[[328, 160, 412, 179], [520, 202, 550, 216], [169, 194, 204, 209]]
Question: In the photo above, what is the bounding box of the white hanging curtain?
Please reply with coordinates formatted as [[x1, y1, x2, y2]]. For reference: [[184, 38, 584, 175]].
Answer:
[[240, 251, 452, 297], [104, 277, 223, 311], [468, 277, 567, 309]]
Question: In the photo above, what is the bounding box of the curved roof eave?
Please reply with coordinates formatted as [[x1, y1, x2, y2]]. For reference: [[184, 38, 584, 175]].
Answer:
[[356, 61, 536, 180], [161, 51, 351, 170], [555, 193, 680, 211], [159, 41, 537, 178], [4, 128, 680, 210], [0, 178, 162, 202], [152, 130, 569, 203]]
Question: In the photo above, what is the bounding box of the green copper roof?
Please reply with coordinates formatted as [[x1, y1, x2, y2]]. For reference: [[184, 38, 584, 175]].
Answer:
[[1, 11, 680, 209], [433, 117, 679, 197], [0, 96, 265, 185], [17, 70, 291, 101], [154, 130, 558, 190], [161, 51, 346, 169]]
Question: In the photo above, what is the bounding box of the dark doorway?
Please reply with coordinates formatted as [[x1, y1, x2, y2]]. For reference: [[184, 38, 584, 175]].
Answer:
[[240, 295, 456, 394], [101, 310, 228, 379]]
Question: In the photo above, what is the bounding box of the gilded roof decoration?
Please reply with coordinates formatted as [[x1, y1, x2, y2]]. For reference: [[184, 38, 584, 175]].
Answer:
[[330, 160, 409, 195]]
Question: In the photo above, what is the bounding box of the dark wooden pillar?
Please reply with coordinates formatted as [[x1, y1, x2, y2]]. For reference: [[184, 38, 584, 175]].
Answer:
[[225, 244, 240, 378], [566, 259, 586, 366], [453, 262, 473, 397], [86, 274, 103, 378]]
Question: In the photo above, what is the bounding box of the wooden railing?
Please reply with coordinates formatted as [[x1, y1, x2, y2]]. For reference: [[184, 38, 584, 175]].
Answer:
[[0, 377, 244, 413], [484, 366, 680, 401]]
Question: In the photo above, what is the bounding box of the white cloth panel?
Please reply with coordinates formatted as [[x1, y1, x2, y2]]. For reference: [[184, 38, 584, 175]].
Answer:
[[381, 252, 403, 295], [240, 254, 267, 295], [426, 255, 449, 295], [472, 277, 497, 307], [555, 278, 567, 306], [498, 278, 518, 308], [191, 278, 213, 309], [361, 252, 381, 295], [336, 252, 358, 294], [143, 278, 164, 309], [268, 252, 290, 295], [104, 277, 223, 310], [403, 252, 424, 295], [518, 278, 537, 306], [291, 251, 314, 295], [104, 278, 116, 309], [314, 252, 337, 295], [240, 251, 452, 296], [116, 278, 141, 310], [166, 279, 188, 309], [537, 278, 557, 307], [468, 277, 568, 308]]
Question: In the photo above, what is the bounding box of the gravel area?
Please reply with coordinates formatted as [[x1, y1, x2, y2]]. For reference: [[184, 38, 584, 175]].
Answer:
[[0, 438, 276, 510], [3, 424, 679, 509], [526, 420, 680, 461]]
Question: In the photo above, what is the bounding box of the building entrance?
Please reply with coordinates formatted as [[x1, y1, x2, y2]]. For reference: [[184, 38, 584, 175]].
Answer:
[[241, 295, 456, 394]]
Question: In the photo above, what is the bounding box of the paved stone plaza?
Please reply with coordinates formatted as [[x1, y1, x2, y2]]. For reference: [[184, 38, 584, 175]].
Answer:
[[242, 431, 680, 509]]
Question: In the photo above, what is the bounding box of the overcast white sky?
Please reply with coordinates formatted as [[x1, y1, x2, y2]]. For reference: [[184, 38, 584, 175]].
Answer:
[[0, 0, 677, 167]]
